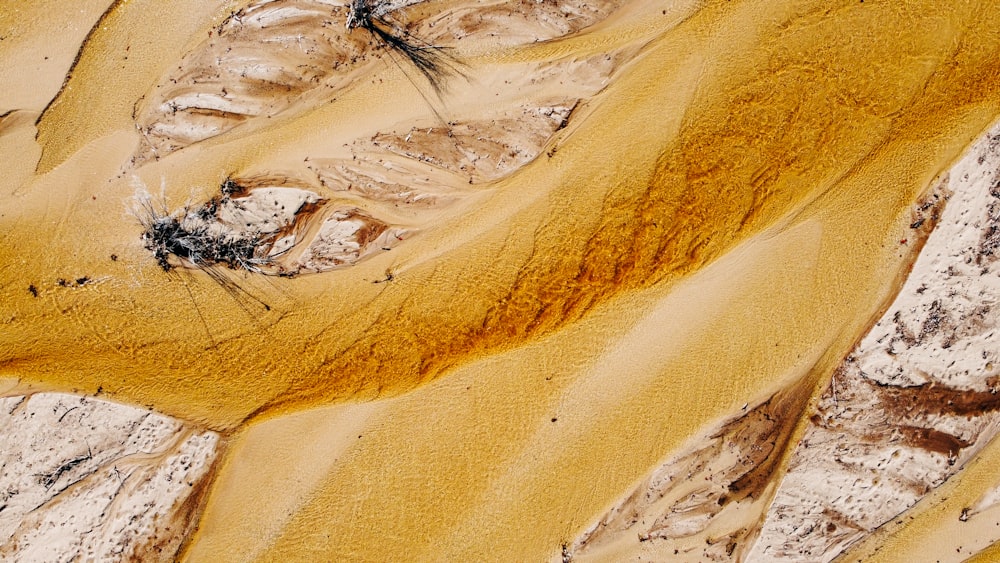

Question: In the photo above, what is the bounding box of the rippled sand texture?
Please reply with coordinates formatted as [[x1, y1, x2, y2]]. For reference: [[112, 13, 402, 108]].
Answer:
[[563, 123, 1000, 562], [2, 0, 1000, 560]]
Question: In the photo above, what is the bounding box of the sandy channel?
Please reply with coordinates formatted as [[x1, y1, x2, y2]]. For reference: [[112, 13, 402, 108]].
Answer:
[[2, 0, 1000, 560]]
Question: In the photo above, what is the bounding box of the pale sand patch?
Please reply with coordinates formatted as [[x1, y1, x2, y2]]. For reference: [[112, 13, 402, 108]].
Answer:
[[566, 375, 817, 562], [0, 391, 220, 562], [840, 434, 1000, 563], [747, 120, 1000, 562]]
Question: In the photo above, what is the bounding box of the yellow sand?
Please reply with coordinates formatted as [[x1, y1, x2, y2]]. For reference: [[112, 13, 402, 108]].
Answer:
[[4, 0, 999, 429], [0, 0, 113, 111], [2, 0, 1000, 560]]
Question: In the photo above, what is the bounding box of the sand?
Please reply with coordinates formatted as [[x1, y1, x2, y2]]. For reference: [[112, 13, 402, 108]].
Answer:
[[745, 120, 1000, 563], [4, 0, 999, 428], [2, 0, 1000, 560], [0, 388, 220, 561], [0, 0, 113, 112]]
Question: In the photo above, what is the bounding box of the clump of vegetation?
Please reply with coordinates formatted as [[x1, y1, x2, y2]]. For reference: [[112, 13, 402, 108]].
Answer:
[[142, 213, 264, 272], [345, 0, 462, 94], [134, 178, 271, 274]]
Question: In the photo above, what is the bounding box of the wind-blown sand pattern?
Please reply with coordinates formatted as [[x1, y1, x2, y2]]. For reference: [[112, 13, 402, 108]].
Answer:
[[566, 120, 1000, 563], [3, 0, 1000, 560]]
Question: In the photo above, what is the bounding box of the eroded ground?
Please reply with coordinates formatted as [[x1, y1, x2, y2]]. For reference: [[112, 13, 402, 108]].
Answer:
[[0, 388, 219, 562], [3, 0, 1000, 560]]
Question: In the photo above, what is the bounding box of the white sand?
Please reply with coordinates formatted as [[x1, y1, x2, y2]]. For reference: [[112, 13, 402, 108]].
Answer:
[[0, 392, 220, 562], [747, 120, 1000, 562]]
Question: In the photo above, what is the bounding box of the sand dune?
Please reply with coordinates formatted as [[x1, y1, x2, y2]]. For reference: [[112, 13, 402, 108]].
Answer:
[[3, 0, 1000, 560]]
